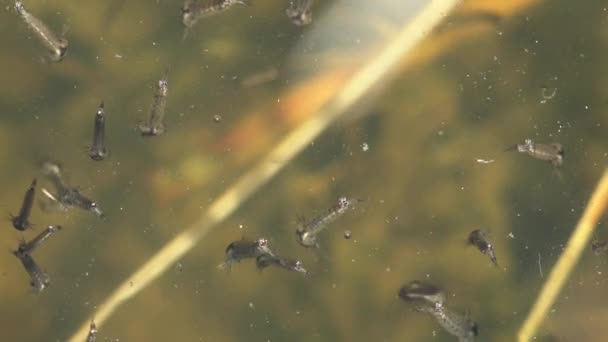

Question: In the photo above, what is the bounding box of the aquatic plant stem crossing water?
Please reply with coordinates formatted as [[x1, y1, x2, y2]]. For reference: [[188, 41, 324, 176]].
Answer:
[[518, 170, 608, 341]]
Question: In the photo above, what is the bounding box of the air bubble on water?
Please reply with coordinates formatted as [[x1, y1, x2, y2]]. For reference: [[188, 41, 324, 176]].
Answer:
[[361, 142, 369, 152], [249, 302, 255, 310], [213, 114, 222, 123], [344, 230, 352, 239]]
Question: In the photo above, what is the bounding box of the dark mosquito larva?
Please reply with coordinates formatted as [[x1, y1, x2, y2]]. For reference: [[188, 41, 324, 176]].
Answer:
[[398, 280, 446, 306], [467, 229, 498, 266], [89, 101, 108, 161], [17, 225, 62, 255], [11, 178, 37, 231], [219, 238, 275, 269], [13, 248, 50, 293], [40, 161, 104, 217]]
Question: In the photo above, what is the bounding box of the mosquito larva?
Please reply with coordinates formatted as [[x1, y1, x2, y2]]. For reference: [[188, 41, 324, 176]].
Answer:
[[399, 281, 478, 341], [219, 238, 275, 269], [296, 196, 358, 248], [86, 321, 98, 342], [40, 161, 104, 217], [14, 1, 68, 62], [182, 0, 248, 28], [505, 139, 564, 167], [11, 178, 37, 231], [17, 225, 62, 255], [467, 229, 498, 266], [138, 77, 169, 136], [285, 0, 314, 26], [398, 280, 446, 306], [13, 248, 50, 293], [89, 101, 108, 161], [256, 254, 307, 274]]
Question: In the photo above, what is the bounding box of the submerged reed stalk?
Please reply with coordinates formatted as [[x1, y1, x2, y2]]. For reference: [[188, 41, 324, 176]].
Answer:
[[518, 170, 608, 341], [67, 0, 462, 340]]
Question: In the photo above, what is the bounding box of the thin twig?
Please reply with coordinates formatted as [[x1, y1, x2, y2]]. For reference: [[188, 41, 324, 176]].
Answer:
[[518, 170, 608, 341], [537, 252, 543, 278], [67, 0, 462, 340]]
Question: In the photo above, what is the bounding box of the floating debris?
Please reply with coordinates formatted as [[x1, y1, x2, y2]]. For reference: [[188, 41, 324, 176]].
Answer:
[[399, 281, 478, 342], [14, 1, 68, 62], [17, 225, 62, 255], [592, 239, 608, 256], [11, 178, 37, 231], [343, 230, 352, 239], [474, 158, 494, 164], [540, 86, 557, 103], [182, 0, 247, 37], [467, 229, 498, 266], [286, 0, 314, 26], [538, 252, 543, 278], [219, 238, 275, 269], [256, 254, 307, 274], [89, 101, 108, 161], [213, 114, 222, 123], [138, 76, 169, 136], [296, 196, 359, 248], [13, 248, 50, 293], [40, 161, 104, 217], [505, 139, 564, 167], [86, 321, 98, 342]]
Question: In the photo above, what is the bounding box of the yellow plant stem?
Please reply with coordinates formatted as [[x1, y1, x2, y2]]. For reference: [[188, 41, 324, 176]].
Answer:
[[518, 170, 608, 341], [68, 0, 462, 340]]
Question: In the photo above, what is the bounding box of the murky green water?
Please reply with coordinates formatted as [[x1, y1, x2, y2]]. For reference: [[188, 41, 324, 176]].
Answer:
[[1, 1, 607, 341]]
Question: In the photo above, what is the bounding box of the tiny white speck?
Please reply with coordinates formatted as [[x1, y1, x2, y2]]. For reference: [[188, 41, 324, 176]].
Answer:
[[361, 142, 369, 152]]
